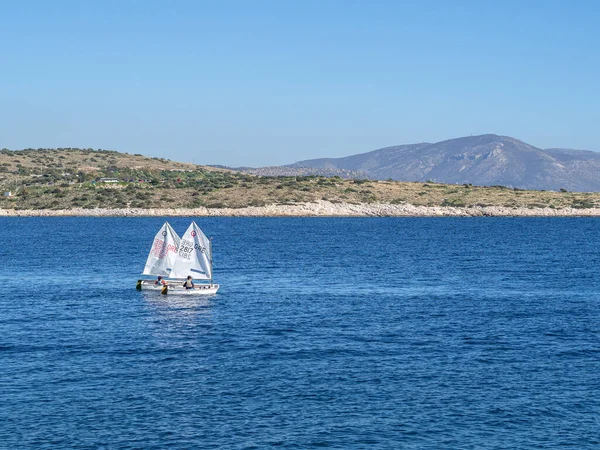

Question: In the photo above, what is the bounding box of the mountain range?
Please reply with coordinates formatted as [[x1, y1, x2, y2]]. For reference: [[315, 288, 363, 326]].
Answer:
[[247, 135, 600, 192]]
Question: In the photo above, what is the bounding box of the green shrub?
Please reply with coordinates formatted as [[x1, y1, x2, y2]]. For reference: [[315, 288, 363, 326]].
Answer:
[[441, 199, 466, 207], [206, 202, 226, 208], [572, 200, 595, 209], [249, 199, 267, 207]]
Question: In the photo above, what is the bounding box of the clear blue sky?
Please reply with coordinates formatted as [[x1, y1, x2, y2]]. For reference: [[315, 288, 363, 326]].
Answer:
[[1, 0, 598, 166]]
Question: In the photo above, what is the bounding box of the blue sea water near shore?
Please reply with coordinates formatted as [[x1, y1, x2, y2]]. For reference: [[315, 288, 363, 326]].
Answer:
[[1, 217, 599, 449]]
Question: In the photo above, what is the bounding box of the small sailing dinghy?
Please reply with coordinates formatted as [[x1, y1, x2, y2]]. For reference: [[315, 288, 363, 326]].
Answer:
[[136, 221, 220, 295], [136, 222, 180, 292]]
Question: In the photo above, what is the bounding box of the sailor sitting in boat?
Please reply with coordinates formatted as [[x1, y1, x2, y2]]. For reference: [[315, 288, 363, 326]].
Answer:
[[183, 276, 194, 290], [155, 276, 167, 286]]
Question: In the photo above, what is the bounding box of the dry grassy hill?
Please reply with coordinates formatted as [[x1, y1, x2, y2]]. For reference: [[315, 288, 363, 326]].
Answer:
[[0, 147, 222, 177], [1, 148, 600, 211]]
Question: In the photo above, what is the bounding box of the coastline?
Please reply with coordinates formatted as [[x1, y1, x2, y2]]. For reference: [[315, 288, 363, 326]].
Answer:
[[2, 201, 600, 217]]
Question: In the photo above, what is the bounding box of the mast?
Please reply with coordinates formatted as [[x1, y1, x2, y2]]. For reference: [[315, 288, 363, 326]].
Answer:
[[209, 237, 213, 287]]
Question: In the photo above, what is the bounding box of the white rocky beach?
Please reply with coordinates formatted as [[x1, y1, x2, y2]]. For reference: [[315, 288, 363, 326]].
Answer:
[[2, 201, 600, 217]]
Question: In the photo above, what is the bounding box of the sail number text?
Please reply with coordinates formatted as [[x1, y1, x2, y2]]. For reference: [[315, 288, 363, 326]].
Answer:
[[178, 239, 207, 260], [151, 239, 178, 258]]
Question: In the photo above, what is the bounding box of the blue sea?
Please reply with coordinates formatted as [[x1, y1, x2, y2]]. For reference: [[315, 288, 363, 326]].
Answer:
[[1, 217, 599, 449]]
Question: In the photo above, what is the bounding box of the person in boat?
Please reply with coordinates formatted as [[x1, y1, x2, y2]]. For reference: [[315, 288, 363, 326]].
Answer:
[[183, 276, 194, 290], [155, 276, 167, 286]]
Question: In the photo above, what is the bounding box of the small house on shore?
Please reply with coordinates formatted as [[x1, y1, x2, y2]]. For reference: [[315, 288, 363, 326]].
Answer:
[[99, 178, 119, 183]]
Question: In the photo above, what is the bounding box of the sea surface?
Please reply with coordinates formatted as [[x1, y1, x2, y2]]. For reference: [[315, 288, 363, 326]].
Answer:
[[1, 217, 599, 449]]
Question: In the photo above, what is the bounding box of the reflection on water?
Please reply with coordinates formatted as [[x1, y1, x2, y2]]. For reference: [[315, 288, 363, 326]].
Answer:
[[143, 292, 213, 312], [142, 292, 214, 338]]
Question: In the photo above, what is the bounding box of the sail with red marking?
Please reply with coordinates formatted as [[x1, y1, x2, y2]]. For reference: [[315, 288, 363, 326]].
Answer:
[[142, 222, 181, 276]]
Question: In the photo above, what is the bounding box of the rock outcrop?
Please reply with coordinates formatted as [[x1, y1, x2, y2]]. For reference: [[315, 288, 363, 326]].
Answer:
[[3, 201, 600, 217]]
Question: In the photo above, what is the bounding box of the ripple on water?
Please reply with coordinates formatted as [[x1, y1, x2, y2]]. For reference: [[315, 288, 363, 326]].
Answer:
[[0, 217, 599, 448]]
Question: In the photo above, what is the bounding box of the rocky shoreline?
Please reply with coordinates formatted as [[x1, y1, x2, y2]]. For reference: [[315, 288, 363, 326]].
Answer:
[[2, 201, 600, 217]]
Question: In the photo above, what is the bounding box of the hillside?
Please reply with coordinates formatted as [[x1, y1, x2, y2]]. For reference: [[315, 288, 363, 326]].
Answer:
[[1, 147, 600, 212], [285, 135, 600, 192]]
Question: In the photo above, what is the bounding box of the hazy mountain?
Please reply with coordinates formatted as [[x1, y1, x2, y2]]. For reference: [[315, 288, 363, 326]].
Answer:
[[288, 134, 600, 191], [233, 165, 367, 179]]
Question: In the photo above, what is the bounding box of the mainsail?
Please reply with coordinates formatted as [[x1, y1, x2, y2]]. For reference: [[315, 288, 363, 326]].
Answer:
[[142, 222, 181, 276], [169, 222, 212, 280]]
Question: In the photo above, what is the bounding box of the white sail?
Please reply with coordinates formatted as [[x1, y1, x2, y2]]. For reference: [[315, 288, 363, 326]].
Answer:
[[142, 222, 181, 276], [169, 222, 212, 280]]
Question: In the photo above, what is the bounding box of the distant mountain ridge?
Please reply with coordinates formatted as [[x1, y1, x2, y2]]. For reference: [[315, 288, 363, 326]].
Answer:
[[232, 165, 367, 179], [249, 134, 599, 192]]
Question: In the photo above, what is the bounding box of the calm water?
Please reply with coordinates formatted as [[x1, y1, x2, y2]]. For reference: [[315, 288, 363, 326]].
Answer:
[[1, 217, 599, 449]]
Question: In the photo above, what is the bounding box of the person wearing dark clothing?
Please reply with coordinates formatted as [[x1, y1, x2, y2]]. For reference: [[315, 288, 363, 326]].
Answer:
[[183, 276, 194, 290]]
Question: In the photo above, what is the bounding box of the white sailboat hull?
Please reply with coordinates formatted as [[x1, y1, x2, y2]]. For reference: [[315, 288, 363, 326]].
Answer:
[[137, 280, 220, 295]]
